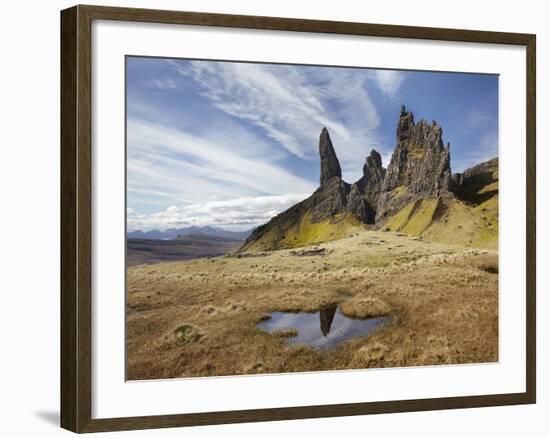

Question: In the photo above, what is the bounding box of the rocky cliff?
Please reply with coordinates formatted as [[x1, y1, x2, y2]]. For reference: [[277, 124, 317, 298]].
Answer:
[[375, 106, 452, 223], [239, 106, 498, 252], [347, 149, 386, 223]]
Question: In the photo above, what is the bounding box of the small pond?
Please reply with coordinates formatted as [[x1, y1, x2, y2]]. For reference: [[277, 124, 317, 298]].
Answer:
[[257, 305, 390, 349]]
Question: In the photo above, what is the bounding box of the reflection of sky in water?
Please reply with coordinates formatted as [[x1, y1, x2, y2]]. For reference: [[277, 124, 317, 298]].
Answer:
[[257, 308, 389, 349]]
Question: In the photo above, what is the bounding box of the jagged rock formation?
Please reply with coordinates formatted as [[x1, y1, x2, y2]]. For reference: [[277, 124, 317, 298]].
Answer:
[[375, 106, 452, 223], [360, 149, 386, 207], [239, 105, 499, 252], [319, 128, 342, 186], [240, 129, 373, 252], [346, 183, 370, 223], [347, 150, 386, 223]]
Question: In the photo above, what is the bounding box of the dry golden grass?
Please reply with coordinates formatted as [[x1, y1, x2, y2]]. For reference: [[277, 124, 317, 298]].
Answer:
[[126, 230, 498, 379], [340, 296, 391, 319]]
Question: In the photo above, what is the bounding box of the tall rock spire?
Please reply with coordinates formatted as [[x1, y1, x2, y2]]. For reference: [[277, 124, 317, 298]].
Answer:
[[319, 127, 342, 186]]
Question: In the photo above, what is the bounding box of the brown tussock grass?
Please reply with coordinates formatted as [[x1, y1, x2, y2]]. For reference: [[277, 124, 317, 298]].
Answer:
[[340, 296, 392, 319], [126, 230, 498, 379]]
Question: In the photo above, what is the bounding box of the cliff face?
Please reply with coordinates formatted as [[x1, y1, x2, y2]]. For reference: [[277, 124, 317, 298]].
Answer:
[[375, 106, 452, 223], [239, 105, 498, 252], [451, 157, 498, 205], [348, 150, 386, 223]]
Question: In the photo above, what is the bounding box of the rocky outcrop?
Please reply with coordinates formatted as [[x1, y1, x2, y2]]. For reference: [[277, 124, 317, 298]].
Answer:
[[240, 128, 356, 251], [376, 106, 452, 222], [451, 157, 498, 204], [309, 176, 351, 222], [239, 105, 498, 252], [347, 150, 386, 223], [346, 183, 371, 223], [240, 165, 352, 252], [319, 127, 342, 186], [360, 149, 386, 207]]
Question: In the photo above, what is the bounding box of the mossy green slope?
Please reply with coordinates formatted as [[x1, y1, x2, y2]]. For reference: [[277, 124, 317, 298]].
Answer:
[[384, 195, 497, 249], [281, 212, 366, 248], [422, 198, 497, 249], [385, 200, 417, 231], [402, 199, 439, 235], [381, 156, 499, 249], [240, 211, 366, 252]]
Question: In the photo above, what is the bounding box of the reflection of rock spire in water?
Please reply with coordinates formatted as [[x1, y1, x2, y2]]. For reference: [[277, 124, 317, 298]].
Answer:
[[319, 305, 338, 337]]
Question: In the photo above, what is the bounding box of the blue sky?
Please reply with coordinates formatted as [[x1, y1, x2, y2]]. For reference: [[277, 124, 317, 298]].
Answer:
[[126, 57, 498, 232]]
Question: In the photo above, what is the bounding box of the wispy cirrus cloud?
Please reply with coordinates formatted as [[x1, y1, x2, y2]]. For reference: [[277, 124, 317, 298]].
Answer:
[[128, 118, 316, 194], [167, 60, 399, 179], [126, 115, 317, 227], [126, 57, 495, 231], [371, 70, 407, 99], [126, 60, 408, 230]]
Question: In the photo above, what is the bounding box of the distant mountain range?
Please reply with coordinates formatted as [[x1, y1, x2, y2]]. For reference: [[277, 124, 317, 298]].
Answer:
[[127, 226, 252, 241]]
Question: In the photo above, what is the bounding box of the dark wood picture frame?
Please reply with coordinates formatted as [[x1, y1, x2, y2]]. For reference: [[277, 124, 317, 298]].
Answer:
[[61, 4, 536, 433]]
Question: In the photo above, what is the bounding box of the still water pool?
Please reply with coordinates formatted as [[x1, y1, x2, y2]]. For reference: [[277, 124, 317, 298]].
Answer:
[[257, 305, 390, 349]]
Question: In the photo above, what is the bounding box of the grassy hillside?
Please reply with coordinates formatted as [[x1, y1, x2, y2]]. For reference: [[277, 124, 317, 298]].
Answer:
[[381, 197, 498, 249], [242, 191, 498, 252], [385, 198, 439, 234], [379, 157, 498, 249], [382, 192, 497, 249], [424, 197, 497, 249], [240, 211, 366, 252]]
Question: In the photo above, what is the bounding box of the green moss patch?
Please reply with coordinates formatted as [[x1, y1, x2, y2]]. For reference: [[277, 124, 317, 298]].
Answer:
[[174, 324, 201, 345]]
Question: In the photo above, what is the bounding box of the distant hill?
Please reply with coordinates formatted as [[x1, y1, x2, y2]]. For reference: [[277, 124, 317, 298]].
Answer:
[[127, 233, 243, 266], [127, 226, 252, 241], [240, 105, 498, 252]]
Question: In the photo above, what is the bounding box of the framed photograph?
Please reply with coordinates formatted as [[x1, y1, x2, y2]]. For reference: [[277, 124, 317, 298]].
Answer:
[[60, 4, 536, 433]]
